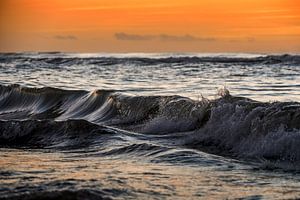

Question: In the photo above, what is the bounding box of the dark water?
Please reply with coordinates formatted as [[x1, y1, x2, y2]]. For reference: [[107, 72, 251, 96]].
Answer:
[[1, 53, 300, 199]]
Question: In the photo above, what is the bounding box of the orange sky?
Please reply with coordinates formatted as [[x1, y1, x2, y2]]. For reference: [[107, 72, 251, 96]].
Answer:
[[0, 0, 299, 53]]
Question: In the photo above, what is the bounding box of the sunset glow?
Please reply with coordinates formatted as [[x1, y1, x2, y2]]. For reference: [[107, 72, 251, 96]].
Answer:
[[0, 0, 299, 52]]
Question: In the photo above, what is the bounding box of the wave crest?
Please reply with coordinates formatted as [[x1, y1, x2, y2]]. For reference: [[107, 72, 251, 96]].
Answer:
[[1, 84, 300, 166], [1, 53, 300, 66]]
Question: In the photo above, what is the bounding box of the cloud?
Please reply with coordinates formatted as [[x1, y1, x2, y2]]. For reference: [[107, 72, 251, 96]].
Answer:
[[115, 32, 155, 41], [246, 37, 256, 42], [114, 32, 216, 42], [158, 34, 215, 42], [53, 35, 77, 40], [228, 37, 256, 43]]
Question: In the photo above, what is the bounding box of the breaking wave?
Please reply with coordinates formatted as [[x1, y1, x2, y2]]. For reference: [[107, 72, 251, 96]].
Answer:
[[1, 53, 300, 66], [0, 84, 300, 168]]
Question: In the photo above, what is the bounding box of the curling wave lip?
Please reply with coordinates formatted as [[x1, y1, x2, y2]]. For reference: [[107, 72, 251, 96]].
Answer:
[[0, 84, 300, 169]]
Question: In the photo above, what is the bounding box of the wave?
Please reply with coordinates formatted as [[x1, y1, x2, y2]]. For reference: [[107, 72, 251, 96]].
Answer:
[[1, 53, 300, 66], [185, 97, 300, 163], [2, 189, 116, 200], [0, 119, 114, 148], [0, 84, 300, 166]]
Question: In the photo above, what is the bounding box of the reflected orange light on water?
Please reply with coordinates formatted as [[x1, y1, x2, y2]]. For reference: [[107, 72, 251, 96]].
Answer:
[[1, 149, 300, 199]]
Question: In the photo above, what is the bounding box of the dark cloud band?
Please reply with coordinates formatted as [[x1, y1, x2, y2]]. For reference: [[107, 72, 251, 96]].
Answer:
[[115, 32, 216, 42], [54, 35, 77, 40]]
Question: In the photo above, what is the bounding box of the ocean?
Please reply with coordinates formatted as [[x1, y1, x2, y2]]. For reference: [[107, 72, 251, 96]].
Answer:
[[0, 52, 300, 199]]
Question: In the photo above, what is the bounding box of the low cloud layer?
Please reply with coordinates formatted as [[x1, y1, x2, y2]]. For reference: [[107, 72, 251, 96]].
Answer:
[[115, 33, 154, 41], [228, 37, 256, 43], [115, 32, 216, 42], [54, 35, 78, 40]]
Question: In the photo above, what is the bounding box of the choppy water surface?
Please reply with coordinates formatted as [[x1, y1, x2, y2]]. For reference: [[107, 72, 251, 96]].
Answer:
[[1, 53, 300, 199], [1, 52, 300, 101]]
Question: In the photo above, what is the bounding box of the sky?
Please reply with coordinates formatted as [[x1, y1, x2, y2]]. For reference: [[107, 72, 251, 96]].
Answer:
[[0, 0, 299, 53]]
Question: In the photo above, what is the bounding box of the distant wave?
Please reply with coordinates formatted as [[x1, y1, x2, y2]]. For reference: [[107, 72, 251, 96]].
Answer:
[[0, 84, 300, 167], [1, 53, 300, 66]]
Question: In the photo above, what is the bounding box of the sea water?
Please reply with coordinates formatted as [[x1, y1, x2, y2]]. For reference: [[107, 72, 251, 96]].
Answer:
[[0, 52, 300, 199]]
